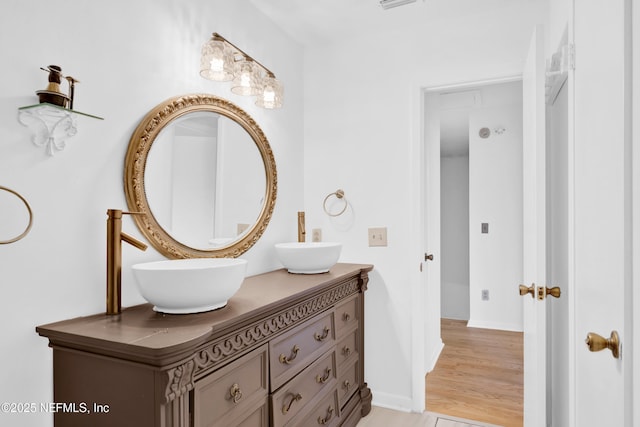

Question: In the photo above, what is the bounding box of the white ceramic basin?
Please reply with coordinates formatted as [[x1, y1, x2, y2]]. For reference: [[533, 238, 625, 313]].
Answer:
[[131, 258, 248, 314], [274, 242, 342, 274]]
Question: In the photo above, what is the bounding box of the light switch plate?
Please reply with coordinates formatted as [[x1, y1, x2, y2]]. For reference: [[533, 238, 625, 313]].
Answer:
[[368, 227, 388, 247], [481, 223, 489, 234]]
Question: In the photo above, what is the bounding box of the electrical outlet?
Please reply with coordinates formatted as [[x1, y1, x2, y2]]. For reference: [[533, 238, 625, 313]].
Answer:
[[481, 289, 489, 301], [481, 223, 489, 234], [368, 227, 388, 247], [312, 228, 322, 242]]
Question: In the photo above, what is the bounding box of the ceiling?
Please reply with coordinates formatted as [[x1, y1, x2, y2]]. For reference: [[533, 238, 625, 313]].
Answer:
[[249, 1, 525, 157], [249, 0, 526, 47]]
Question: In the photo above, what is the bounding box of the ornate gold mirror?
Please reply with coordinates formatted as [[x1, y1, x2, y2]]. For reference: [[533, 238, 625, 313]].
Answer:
[[124, 94, 277, 259]]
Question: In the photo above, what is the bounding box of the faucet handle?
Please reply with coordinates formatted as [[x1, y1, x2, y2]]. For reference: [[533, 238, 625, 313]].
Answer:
[[106, 209, 145, 219]]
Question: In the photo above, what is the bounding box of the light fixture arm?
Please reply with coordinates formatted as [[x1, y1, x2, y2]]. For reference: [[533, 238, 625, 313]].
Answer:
[[211, 33, 276, 79]]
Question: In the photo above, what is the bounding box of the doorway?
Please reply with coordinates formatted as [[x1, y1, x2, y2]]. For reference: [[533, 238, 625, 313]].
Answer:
[[437, 80, 524, 331], [423, 79, 525, 424]]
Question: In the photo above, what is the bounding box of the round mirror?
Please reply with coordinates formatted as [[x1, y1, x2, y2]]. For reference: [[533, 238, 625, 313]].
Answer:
[[124, 94, 277, 259]]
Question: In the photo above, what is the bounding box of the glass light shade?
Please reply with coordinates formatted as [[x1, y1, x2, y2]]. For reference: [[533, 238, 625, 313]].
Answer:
[[200, 39, 234, 81], [231, 59, 261, 96], [255, 75, 284, 109]]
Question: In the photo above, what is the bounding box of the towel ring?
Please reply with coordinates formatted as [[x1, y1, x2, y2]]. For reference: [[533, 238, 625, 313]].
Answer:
[[0, 186, 34, 245], [323, 189, 348, 217]]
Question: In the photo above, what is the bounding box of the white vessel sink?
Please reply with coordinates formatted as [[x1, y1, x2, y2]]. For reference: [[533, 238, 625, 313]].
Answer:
[[274, 242, 342, 274], [131, 258, 247, 314]]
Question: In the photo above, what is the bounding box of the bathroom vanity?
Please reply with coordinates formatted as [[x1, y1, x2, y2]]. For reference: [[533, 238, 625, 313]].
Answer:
[[37, 263, 373, 427]]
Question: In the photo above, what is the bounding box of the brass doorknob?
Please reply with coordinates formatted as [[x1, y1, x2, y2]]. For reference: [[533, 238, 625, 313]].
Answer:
[[519, 284, 535, 298], [546, 286, 561, 298], [425, 253, 434, 261], [585, 331, 620, 359]]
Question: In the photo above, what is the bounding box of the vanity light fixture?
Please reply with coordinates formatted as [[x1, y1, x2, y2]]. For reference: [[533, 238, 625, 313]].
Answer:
[[200, 33, 284, 109]]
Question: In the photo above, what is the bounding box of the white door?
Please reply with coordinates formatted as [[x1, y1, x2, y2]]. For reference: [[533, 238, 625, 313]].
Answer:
[[571, 0, 630, 425], [521, 25, 547, 427]]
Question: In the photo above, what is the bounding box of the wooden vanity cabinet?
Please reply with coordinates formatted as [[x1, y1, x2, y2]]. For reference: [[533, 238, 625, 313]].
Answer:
[[37, 263, 373, 427]]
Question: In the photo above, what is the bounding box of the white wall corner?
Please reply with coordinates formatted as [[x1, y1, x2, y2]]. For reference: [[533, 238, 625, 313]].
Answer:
[[370, 389, 416, 414]]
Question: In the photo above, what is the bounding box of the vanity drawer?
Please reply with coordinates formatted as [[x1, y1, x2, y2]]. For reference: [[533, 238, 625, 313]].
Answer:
[[234, 400, 269, 427], [271, 350, 336, 426], [336, 329, 358, 368], [193, 344, 268, 427], [269, 310, 335, 389], [337, 359, 360, 409], [334, 295, 358, 337], [296, 389, 341, 427]]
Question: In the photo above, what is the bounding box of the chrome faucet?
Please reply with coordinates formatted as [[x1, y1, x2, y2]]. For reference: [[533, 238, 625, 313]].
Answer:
[[297, 211, 306, 242], [106, 209, 147, 315]]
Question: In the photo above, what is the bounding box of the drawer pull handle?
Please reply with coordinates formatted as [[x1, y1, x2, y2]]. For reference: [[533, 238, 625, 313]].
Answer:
[[316, 367, 332, 384], [279, 345, 300, 365], [318, 406, 334, 425], [282, 393, 302, 414], [342, 312, 351, 322], [229, 383, 243, 403], [314, 327, 330, 341], [342, 346, 351, 356], [343, 380, 351, 391]]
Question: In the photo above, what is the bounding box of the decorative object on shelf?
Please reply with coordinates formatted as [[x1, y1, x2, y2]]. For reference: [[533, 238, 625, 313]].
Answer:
[[18, 65, 103, 156], [323, 189, 348, 217], [0, 185, 33, 245], [36, 65, 70, 108], [200, 33, 284, 109]]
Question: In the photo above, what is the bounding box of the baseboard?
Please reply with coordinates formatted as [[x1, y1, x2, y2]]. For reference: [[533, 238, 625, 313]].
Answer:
[[370, 390, 415, 413], [467, 318, 523, 332], [425, 338, 444, 373]]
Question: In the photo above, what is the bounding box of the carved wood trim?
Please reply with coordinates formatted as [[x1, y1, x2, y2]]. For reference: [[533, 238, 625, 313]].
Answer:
[[163, 277, 360, 402]]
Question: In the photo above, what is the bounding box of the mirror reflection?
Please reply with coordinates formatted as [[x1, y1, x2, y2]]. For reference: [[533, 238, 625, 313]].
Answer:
[[145, 112, 266, 250]]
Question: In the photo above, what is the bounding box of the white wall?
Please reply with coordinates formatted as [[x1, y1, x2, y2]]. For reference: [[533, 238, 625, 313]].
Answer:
[[468, 103, 523, 331], [0, 1, 303, 426], [303, 3, 547, 411], [440, 155, 470, 320]]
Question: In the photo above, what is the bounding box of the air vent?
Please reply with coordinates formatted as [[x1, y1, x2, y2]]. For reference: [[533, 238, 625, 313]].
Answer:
[[379, 0, 417, 10]]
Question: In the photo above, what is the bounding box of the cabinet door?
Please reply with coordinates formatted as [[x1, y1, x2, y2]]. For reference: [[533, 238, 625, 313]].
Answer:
[[193, 345, 268, 427]]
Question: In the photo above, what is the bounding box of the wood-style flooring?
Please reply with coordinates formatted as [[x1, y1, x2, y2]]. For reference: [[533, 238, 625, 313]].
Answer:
[[426, 319, 523, 427]]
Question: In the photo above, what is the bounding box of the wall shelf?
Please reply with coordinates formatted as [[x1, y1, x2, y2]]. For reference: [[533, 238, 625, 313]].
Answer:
[[17, 103, 103, 156]]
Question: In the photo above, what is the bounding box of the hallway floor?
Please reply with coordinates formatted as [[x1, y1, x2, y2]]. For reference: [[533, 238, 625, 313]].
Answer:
[[426, 319, 523, 427]]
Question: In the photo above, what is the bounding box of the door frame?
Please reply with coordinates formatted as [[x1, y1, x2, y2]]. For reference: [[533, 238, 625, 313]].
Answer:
[[633, 0, 640, 422], [410, 73, 523, 413]]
